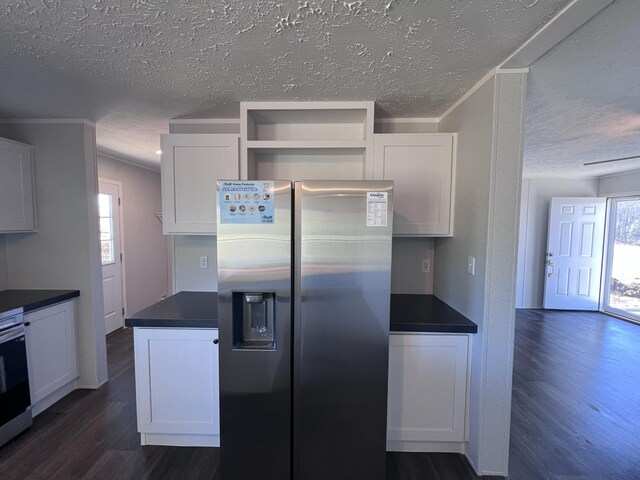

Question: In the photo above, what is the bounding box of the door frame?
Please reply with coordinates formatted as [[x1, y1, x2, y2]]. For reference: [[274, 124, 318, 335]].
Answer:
[[601, 195, 640, 322], [543, 197, 607, 310], [98, 177, 127, 323]]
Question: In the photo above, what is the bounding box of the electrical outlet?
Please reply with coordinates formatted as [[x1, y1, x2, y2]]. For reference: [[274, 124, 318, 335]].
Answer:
[[200, 256, 208, 269], [421, 258, 431, 273]]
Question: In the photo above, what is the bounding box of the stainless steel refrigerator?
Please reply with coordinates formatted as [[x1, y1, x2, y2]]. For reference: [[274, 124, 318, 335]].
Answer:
[[217, 179, 393, 480]]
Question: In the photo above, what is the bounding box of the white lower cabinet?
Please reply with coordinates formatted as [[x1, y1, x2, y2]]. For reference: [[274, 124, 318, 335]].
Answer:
[[387, 333, 470, 453], [25, 300, 79, 415], [133, 328, 220, 447]]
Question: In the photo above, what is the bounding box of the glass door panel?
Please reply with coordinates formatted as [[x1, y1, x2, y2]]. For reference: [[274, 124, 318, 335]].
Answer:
[[99, 193, 115, 266], [603, 197, 640, 322]]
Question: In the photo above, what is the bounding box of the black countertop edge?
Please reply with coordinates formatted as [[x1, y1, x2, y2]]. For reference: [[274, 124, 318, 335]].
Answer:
[[125, 291, 476, 334], [125, 291, 218, 328], [0, 289, 80, 314], [389, 294, 478, 334]]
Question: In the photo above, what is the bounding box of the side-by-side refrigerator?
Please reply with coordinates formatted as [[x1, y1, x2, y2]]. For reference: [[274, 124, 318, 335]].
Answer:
[[216, 180, 393, 480]]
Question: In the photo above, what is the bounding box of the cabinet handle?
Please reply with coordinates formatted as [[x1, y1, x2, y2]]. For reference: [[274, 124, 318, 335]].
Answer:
[[24, 322, 31, 327], [213, 339, 219, 344]]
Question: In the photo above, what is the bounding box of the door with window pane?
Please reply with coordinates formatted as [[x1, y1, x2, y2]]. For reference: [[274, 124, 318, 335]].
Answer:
[[603, 197, 640, 323], [99, 180, 124, 335]]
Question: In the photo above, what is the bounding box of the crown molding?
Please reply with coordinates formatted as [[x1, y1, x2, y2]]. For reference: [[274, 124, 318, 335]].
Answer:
[[0, 118, 96, 127]]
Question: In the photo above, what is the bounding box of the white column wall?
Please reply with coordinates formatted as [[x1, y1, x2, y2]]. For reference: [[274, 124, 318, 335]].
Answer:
[[436, 71, 528, 476], [0, 235, 7, 290], [0, 121, 107, 389]]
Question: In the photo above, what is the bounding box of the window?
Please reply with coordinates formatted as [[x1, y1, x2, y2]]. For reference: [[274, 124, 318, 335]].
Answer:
[[603, 197, 640, 323], [99, 193, 115, 266]]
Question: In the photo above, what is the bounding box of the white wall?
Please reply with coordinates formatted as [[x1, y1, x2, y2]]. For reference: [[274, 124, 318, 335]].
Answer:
[[0, 235, 7, 290], [97, 155, 169, 314], [173, 235, 217, 292], [436, 72, 528, 476], [598, 169, 640, 197], [374, 120, 439, 134], [391, 238, 434, 294], [172, 232, 434, 295], [516, 177, 599, 308], [0, 121, 107, 389]]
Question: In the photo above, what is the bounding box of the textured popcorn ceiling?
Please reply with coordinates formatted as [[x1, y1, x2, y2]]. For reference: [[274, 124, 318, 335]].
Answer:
[[0, 0, 569, 168], [525, 0, 640, 177]]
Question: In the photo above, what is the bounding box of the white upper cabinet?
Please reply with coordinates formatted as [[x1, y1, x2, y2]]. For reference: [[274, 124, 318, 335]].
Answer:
[[0, 137, 36, 232], [240, 102, 375, 181], [374, 134, 455, 236], [161, 134, 239, 235]]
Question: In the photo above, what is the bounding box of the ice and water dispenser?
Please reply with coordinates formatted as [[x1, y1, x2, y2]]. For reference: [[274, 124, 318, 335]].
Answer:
[[232, 292, 276, 350]]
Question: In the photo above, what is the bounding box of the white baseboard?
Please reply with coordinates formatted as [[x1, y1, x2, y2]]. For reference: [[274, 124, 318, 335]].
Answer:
[[140, 432, 220, 447], [32, 380, 78, 417], [386, 440, 466, 454]]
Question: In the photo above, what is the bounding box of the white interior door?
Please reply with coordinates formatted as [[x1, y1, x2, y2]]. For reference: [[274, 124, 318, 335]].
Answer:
[[544, 197, 606, 310], [99, 180, 124, 334]]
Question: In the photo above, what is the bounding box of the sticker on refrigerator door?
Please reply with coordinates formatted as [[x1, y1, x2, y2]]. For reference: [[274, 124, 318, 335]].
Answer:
[[366, 192, 388, 227], [219, 181, 275, 224]]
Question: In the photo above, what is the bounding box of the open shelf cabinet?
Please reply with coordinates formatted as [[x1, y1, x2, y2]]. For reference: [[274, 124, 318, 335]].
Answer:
[[240, 102, 375, 180]]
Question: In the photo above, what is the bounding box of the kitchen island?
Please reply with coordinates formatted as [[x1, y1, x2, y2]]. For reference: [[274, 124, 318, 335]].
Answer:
[[125, 291, 476, 333], [125, 291, 217, 328], [126, 291, 476, 452]]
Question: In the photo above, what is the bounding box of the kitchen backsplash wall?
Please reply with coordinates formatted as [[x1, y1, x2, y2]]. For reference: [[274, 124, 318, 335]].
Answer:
[[172, 235, 434, 295], [173, 235, 218, 293], [0, 234, 7, 290], [391, 237, 434, 294]]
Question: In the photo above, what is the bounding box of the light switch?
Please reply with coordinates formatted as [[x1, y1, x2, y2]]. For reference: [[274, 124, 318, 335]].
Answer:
[[467, 256, 475, 275]]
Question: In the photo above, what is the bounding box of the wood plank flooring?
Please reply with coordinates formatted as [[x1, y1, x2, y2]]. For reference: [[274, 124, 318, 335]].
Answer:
[[509, 309, 640, 480], [1, 309, 637, 479], [0, 328, 481, 480]]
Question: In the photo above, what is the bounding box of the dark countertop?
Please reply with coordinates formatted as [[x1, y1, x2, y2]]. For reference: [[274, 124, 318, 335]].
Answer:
[[390, 294, 477, 333], [125, 291, 218, 328], [125, 291, 476, 334], [0, 289, 80, 313]]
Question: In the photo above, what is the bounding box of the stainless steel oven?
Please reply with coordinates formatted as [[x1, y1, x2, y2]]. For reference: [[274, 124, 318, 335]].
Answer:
[[0, 307, 32, 448]]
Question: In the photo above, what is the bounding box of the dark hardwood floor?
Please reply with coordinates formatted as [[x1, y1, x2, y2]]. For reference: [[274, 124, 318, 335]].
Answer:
[[509, 309, 640, 480], [0, 328, 481, 480], [1, 309, 637, 479]]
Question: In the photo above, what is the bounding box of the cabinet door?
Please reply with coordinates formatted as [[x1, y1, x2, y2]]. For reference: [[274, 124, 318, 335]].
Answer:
[[374, 134, 454, 236], [387, 334, 468, 443], [0, 137, 36, 232], [161, 134, 239, 234], [134, 328, 220, 436], [25, 300, 78, 403]]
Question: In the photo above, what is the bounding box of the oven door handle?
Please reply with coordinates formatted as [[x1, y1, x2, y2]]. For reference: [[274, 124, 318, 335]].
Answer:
[[0, 326, 25, 343]]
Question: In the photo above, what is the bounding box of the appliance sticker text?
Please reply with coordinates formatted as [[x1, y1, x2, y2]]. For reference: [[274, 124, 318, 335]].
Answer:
[[366, 192, 387, 227], [219, 181, 275, 224]]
